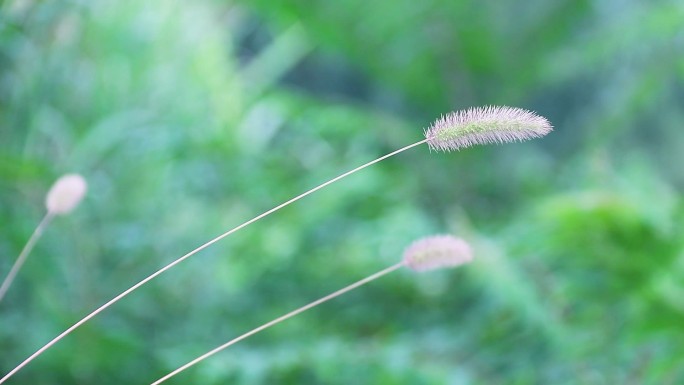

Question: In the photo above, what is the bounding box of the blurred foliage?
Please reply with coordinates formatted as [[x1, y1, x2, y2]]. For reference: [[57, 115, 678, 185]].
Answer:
[[1, 0, 683, 384]]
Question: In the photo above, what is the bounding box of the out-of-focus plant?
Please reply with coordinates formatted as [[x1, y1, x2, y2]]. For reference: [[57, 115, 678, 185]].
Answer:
[[0, 174, 87, 303], [152, 235, 473, 384]]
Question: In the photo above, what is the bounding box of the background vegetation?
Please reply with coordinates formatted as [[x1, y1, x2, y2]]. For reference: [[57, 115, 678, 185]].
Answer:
[[1, 0, 683, 383]]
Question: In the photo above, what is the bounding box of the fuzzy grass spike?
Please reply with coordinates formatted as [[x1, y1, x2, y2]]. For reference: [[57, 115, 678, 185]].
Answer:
[[425, 106, 552, 152]]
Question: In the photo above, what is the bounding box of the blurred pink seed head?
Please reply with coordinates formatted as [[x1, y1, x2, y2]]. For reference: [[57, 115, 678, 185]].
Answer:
[[403, 235, 473, 272], [45, 174, 87, 215], [425, 106, 552, 152]]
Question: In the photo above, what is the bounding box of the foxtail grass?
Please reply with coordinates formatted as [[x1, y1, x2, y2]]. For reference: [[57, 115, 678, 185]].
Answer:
[[1, 106, 551, 383], [151, 235, 473, 384], [0, 174, 87, 303]]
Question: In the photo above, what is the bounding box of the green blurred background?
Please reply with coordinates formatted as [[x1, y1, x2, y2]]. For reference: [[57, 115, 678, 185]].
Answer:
[[1, 0, 683, 383]]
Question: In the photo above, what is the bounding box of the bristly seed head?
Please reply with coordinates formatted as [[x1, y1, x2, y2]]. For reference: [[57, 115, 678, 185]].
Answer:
[[403, 235, 473, 272], [45, 174, 88, 215], [425, 106, 552, 152]]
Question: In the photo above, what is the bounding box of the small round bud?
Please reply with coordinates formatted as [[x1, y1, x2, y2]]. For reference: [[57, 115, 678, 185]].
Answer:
[[425, 106, 552, 152], [403, 235, 473, 272], [45, 174, 88, 215]]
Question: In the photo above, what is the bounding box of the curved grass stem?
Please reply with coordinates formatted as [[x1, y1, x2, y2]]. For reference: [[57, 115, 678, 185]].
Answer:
[[151, 261, 405, 385], [0, 212, 54, 303]]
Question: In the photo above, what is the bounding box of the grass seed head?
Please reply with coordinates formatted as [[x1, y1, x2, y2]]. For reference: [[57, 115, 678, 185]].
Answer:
[[45, 174, 88, 215], [425, 106, 552, 152], [403, 235, 473, 272]]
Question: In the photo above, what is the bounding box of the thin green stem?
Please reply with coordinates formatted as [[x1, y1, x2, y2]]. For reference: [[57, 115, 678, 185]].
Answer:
[[0, 212, 54, 303], [151, 261, 406, 385], [0, 138, 427, 383]]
